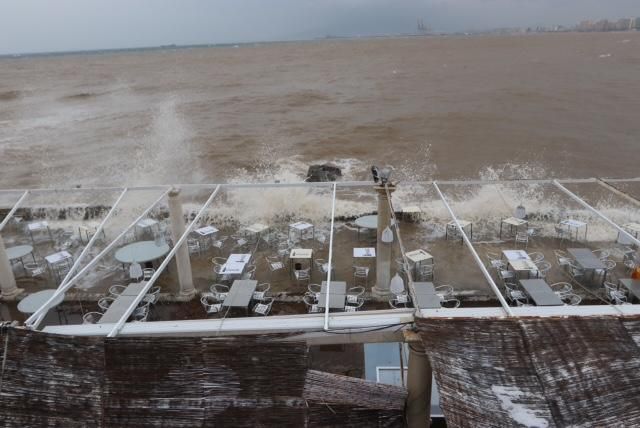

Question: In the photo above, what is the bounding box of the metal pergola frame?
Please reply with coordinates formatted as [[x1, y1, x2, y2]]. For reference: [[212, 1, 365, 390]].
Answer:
[[1, 176, 639, 337]]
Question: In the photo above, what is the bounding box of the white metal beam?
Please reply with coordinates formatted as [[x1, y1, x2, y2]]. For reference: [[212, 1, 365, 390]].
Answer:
[[43, 308, 415, 337], [323, 183, 338, 331], [25, 187, 172, 326], [553, 180, 640, 247], [0, 190, 29, 232], [106, 185, 222, 337], [433, 182, 514, 316]]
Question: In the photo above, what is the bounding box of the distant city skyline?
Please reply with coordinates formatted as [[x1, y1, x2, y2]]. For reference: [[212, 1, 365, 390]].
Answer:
[[0, 0, 638, 55]]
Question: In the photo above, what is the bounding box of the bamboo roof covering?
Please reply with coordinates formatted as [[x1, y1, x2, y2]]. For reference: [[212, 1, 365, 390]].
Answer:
[[416, 316, 640, 427], [0, 326, 404, 427]]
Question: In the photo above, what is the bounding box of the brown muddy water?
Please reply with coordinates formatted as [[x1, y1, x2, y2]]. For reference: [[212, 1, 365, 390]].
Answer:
[[1, 32, 639, 189]]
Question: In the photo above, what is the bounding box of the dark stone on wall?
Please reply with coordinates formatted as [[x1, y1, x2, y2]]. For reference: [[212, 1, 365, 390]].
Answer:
[[306, 164, 342, 182]]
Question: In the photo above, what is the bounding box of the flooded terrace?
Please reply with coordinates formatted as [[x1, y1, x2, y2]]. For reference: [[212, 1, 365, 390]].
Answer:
[[1, 177, 640, 336]]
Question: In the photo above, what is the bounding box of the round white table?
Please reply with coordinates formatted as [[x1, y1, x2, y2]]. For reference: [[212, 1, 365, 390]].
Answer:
[[7, 244, 34, 262], [17, 290, 65, 314], [354, 215, 378, 229], [115, 241, 171, 264]]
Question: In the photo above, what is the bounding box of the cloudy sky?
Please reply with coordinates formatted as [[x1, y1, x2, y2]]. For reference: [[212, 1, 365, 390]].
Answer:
[[1, 0, 637, 54]]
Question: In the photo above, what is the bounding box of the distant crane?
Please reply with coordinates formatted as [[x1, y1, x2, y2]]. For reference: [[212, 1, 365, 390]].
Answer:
[[417, 19, 430, 34]]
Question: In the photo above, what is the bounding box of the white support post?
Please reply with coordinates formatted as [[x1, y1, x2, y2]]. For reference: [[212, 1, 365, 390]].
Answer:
[[167, 188, 195, 298], [107, 185, 222, 337], [0, 190, 29, 231], [554, 180, 640, 247], [433, 182, 514, 316], [406, 341, 432, 428], [25, 187, 172, 327], [0, 231, 21, 299], [372, 184, 395, 297], [323, 183, 337, 331]]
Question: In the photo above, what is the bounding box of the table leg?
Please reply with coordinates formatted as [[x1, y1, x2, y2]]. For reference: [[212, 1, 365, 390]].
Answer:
[[500, 221, 503, 239]]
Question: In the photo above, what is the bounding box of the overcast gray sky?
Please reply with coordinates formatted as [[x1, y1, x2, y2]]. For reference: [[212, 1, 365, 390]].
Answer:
[[0, 0, 638, 54]]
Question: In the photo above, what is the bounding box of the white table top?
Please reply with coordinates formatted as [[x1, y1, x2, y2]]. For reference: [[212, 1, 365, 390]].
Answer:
[[318, 281, 347, 309], [7, 244, 33, 261], [290, 248, 313, 259], [560, 219, 587, 228], [289, 221, 313, 230], [45, 250, 72, 265], [136, 218, 158, 228], [98, 294, 138, 323], [221, 261, 247, 275], [519, 279, 563, 306], [447, 220, 471, 228], [223, 280, 258, 308], [245, 223, 269, 234], [402, 206, 421, 213], [405, 249, 433, 263], [121, 282, 148, 296], [195, 225, 218, 236], [227, 254, 251, 263], [623, 223, 640, 233], [502, 250, 530, 261], [115, 241, 170, 264], [27, 221, 49, 231], [353, 247, 376, 258], [509, 259, 538, 272], [354, 215, 378, 229], [18, 290, 65, 314], [502, 217, 528, 226]]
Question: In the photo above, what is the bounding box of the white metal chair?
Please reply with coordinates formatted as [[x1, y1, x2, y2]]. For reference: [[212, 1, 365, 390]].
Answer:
[[344, 297, 364, 312], [504, 283, 528, 305], [440, 298, 461, 309], [498, 270, 517, 286], [252, 283, 271, 301], [24, 262, 46, 278], [485, 252, 505, 270], [143, 286, 161, 305], [143, 268, 155, 281], [592, 249, 611, 261], [108, 284, 127, 297], [346, 286, 365, 305], [303, 294, 321, 313], [201, 293, 223, 315], [550, 282, 573, 296], [266, 256, 285, 276], [604, 282, 627, 304], [554, 250, 572, 267], [417, 264, 434, 282], [314, 258, 330, 278], [210, 284, 230, 300], [308, 283, 322, 300], [561, 293, 582, 306], [294, 268, 311, 285], [187, 238, 201, 257], [435, 285, 454, 299], [534, 261, 552, 278], [98, 297, 116, 312], [555, 225, 570, 241], [82, 312, 102, 324], [528, 252, 544, 264], [389, 296, 411, 309], [132, 305, 150, 322], [353, 266, 370, 286], [515, 231, 528, 248], [242, 265, 256, 280], [252, 297, 274, 316]]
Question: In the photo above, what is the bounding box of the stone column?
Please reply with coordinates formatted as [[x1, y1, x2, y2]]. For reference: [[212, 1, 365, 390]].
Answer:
[[0, 233, 22, 299], [372, 184, 396, 297], [406, 341, 432, 428], [168, 189, 196, 298]]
